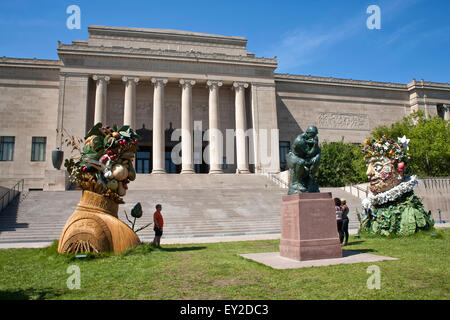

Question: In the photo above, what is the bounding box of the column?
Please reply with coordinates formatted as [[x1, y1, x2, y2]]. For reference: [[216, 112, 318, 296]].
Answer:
[[234, 82, 249, 174], [444, 104, 450, 120], [207, 80, 223, 174], [92, 75, 110, 125], [180, 79, 196, 174], [151, 78, 168, 174], [122, 76, 139, 128]]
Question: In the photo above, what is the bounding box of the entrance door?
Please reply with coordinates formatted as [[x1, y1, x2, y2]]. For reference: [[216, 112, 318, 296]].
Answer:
[[136, 147, 152, 173], [165, 147, 181, 173], [194, 146, 209, 173]]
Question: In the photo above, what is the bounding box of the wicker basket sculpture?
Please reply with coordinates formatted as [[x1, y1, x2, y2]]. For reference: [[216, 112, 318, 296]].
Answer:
[[58, 191, 140, 254], [57, 123, 141, 254]]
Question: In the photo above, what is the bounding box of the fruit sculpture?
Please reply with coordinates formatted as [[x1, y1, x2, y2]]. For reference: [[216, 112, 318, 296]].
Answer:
[[58, 123, 142, 254], [360, 135, 433, 236]]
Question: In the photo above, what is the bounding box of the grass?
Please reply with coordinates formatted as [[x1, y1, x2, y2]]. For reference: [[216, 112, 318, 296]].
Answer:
[[0, 228, 449, 300]]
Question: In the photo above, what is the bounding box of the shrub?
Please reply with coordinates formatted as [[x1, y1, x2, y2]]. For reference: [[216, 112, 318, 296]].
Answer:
[[315, 139, 367, 187]]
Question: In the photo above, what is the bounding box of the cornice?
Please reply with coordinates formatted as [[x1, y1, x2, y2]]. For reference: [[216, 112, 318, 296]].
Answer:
[[0, 57, 62, 69], [406, 79, 450, 91], [57, 42, 277, 68], [275, 73, 407, 90]]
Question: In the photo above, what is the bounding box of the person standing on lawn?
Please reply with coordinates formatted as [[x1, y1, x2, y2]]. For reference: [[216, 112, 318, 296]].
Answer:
[[152, 204, 164, 248], [334, 197, 344, 244], [341, 198, 350, 246]]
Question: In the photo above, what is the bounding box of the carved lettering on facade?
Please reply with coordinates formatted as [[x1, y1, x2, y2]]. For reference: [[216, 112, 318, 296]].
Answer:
[[317, 112, 369, 129]]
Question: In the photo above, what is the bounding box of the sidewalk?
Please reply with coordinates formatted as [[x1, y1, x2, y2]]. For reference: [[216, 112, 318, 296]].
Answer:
[[0, 224, 448, 249]]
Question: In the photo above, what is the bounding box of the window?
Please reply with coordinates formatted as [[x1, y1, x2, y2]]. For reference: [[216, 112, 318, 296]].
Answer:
[[136, 151, 151, 174], [0, 136, 15, 161], [279, 141, 290, 171], [31, 137, 46, 161]]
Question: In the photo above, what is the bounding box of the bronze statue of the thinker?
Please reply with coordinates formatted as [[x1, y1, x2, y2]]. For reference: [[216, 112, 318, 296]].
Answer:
[[286, 126, 321, 194]]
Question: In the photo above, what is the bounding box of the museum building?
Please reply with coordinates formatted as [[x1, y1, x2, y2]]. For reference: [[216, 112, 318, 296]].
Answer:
[[1, 25, 449, 190]]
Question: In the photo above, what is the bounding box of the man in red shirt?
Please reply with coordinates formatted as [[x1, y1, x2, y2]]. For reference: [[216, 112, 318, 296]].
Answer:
[[152, 204, 164, 248]]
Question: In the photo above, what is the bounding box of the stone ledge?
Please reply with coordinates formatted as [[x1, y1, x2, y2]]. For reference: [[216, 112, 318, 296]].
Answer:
[[240, 250, 398, 269]]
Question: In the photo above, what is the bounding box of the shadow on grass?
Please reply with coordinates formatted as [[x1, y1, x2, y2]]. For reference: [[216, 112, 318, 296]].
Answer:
[[0, 288, 65, 300], [343, 241, 364, 246], [342, 249, 376, 257], [159, 246, 207, 252]]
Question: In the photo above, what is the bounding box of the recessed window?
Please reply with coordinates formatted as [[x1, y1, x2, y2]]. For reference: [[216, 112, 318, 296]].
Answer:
[[0, 136, 15, 161], [31, 137, 46, 161], [279, 141, 290, 171]]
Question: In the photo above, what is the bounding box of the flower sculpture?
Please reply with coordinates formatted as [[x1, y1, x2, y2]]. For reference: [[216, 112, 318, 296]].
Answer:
[[58, 123, 142, 254], [360, 135, 433, 236]]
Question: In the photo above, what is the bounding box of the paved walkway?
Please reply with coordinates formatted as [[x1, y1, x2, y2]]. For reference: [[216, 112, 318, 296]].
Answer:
[[2, 225, 448, 249]]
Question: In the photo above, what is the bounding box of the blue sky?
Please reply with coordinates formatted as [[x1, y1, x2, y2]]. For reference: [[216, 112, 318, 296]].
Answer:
[[1, 0, 449, 83]]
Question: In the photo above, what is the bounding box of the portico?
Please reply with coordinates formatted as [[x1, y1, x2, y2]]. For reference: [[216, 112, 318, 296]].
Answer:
[[90, 74, 253, 174], [80, 26, 279, 175]]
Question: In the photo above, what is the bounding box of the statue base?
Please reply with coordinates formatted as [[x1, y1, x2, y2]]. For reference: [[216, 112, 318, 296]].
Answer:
[[280, 193, 342, 261]]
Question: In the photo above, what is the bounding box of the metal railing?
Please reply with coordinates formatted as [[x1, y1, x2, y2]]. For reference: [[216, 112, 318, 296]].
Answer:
[[344, 184, 369, 199], [0, 179, 24, 213], [264, 172, 289, 189]]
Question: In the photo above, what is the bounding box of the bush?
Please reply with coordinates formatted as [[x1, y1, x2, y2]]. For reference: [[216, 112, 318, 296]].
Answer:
[[315, 139, 367, 187], [370, 111, 450, 177]]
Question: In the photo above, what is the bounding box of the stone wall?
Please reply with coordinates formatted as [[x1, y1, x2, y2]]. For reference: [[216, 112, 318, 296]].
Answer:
[[0, 61, 60, 189], [57, 73, 90, 168], [415, 178, 450, 221], [275, 75, 410, 145]]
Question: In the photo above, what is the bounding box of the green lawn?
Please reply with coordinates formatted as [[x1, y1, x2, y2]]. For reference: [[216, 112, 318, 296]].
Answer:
[[0, 228, 449, 300]]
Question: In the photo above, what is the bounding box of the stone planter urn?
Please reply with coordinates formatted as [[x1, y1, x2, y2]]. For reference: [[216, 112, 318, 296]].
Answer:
[[52, 148, 64, 170]]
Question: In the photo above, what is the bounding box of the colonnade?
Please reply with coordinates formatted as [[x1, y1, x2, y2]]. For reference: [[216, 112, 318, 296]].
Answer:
[[92, 75, 250, 174]]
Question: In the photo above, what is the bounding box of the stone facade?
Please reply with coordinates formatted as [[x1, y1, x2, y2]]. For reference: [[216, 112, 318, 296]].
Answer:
[[0, 26, 449, 189]]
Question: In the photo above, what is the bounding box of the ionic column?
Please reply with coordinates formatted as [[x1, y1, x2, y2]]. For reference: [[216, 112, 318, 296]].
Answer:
[[93, 75, 110, 125], [151, 78, 168, 174], [122, 76, 139, 128], [180, 79, 196, 174], [233, 82, 249, 174], [207, 80, 223, 174]]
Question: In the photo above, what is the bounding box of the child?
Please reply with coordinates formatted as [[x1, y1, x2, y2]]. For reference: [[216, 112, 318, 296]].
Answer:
[[152, 204, 164, 248]]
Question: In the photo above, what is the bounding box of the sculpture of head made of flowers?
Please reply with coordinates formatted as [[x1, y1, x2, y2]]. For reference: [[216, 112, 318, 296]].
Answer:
[[360, 135, 433, 236], [58, 123, 142, 254]]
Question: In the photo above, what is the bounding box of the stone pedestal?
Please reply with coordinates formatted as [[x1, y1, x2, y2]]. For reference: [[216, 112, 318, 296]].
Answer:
[[43, 169, 70, 191], [280, 192, 342, 261]]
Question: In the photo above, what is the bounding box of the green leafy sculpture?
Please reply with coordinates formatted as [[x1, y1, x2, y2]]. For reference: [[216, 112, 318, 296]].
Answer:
[[124, 202, 153, 233], [360, 135, 433, 236], [286, 126, 321, 194]]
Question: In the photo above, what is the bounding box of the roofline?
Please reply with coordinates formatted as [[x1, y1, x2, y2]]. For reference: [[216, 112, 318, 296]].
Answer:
[[88, 25, 248, 47], [0, 57, 62, 69], [275, 73, 450, 91]]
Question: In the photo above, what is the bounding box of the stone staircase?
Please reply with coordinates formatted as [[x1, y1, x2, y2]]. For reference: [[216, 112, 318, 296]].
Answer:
[[0, 174, 362, 243]]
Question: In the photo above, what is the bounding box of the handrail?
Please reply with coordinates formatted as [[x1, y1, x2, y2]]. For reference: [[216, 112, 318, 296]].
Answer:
[[0, 179, 24, 213], [346, 183, 369, 199], [265, 172, 288, 189]]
